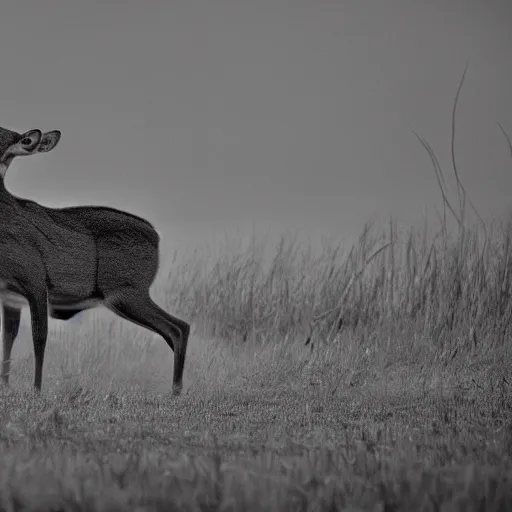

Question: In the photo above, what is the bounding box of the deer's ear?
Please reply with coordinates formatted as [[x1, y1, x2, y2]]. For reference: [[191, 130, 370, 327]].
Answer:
[[37, 130, 61, 153]]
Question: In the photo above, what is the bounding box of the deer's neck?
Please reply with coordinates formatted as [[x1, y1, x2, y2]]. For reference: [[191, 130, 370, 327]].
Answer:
[[0, 179, 18, 205]]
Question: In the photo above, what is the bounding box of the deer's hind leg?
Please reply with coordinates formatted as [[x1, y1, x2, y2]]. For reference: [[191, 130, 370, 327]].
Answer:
[[105, 288, 190, 396], [1, 305, 21, 385]]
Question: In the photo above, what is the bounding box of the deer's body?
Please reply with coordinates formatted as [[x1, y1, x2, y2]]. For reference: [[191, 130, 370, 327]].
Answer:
[[0, 126, 189, 394], [0, 196, 158, 311]]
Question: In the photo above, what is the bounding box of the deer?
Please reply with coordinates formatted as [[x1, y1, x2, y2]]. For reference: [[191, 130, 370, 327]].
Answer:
[[0, 125, 189, 395]]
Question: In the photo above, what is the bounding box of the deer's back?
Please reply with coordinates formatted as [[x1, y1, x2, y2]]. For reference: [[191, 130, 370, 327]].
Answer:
[[57, 205, 160, 248]]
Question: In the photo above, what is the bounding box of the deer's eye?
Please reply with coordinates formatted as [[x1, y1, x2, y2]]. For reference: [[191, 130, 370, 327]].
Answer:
[[20, 137, 32, 146]]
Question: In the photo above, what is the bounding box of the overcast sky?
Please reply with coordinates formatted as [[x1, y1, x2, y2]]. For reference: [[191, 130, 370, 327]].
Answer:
[[0, 0, 511, 254]]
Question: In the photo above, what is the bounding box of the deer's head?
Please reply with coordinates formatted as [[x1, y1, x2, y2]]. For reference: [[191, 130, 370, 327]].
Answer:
[[0, 126, 61, 178]]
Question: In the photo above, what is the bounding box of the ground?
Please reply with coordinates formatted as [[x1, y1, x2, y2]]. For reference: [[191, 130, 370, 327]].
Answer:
[[0, 309, 511, 511]]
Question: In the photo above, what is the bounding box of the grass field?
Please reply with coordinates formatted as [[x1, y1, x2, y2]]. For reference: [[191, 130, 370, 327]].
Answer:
[[1, 218, 512, 511]]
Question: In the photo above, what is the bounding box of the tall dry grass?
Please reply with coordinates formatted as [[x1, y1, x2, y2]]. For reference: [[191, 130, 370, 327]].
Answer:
[[164, 217, 512, 355]]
